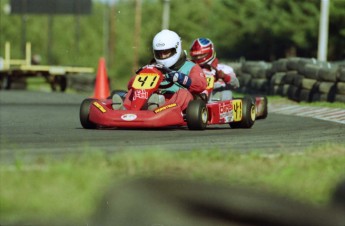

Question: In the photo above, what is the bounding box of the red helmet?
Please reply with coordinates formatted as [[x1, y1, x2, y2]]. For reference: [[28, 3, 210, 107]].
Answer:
[[189, 38, 216, 65]]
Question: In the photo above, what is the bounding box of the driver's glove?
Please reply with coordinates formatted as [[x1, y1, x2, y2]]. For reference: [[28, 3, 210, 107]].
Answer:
[[217, 70, 240, 89], [166, 72, 192, 88], [229, 76, 240, 89]]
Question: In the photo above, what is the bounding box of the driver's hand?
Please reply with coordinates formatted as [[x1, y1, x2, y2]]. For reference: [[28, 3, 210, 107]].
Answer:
[[156, 64, 173, 74], [229, 76, 240, 89], [166, 72, 192, 88]]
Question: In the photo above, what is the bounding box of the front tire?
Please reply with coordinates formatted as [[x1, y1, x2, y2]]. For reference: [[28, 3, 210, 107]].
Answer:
[[186, 99, 208, 130], [80, 98, 97, 129]]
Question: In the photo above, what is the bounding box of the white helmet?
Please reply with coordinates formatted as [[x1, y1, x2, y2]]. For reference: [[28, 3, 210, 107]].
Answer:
[[152, 29, 182, 68]]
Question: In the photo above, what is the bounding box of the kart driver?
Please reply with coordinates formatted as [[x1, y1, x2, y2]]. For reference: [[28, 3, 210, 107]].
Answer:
[[112, 29, 207, 111], [189, 38, 240, 101]]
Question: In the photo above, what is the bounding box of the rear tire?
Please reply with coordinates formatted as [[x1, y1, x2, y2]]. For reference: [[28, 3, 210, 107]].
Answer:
[[229, 96, 256, 129], [80, 98, 97, 129], [256, 96, 268, 120], [186, 99, 208, 130]]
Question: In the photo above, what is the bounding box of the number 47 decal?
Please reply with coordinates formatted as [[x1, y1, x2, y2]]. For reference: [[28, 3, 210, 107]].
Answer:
[[133, 73, 159, 89]]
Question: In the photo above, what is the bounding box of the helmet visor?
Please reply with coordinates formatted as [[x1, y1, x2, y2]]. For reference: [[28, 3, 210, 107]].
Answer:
[[191, 53, 209, 61], [154, 48, 176, 60]]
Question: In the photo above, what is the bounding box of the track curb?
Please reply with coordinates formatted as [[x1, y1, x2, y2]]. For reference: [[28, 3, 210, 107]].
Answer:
[[268, 103, 345, 124]]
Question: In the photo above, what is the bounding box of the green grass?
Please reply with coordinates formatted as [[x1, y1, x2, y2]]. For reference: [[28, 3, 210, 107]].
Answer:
[[26, 77, 52, 92], [232, 92, 345, 109], [298, 100, 345, 109], [266, 95, 345, 109], [1, 144, 345, 224]]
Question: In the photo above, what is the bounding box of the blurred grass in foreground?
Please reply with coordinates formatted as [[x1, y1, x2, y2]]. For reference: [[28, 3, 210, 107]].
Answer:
[[1, 143, 344, 224]]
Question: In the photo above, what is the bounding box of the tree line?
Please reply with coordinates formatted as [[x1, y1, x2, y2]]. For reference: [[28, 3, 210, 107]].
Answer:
[[1, 0, 344, 88]]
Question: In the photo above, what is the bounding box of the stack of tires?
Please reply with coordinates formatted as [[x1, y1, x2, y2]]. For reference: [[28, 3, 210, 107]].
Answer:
[[235, 57, 345, 103], [237, 61, 271, 95], [67, 73, 95, 93], [267, 58, 321, 102], [335, 65, 345, 103], [0, 75, 27, 90], [309, 62, 338, 102], [267, 58, 291, 98]]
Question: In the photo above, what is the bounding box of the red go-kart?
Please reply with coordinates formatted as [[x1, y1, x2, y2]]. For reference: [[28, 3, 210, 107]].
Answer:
[[80, 65, 267, 130]]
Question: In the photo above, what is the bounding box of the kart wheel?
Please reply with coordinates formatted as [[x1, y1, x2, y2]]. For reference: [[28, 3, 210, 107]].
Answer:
[[80, 98, 97, 129], [229, 96, 256, 129], [256, 96, 268, 120], [186, 99, 208, 130]]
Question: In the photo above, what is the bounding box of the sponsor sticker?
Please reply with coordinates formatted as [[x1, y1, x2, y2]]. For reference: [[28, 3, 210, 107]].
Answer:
[[121, 114, 137, 121], [219, 102, 233, 122], [133, 89, 149, 100], [154, 103, 177, 114], [93, 102, 106, 113], [156, 43, 165, 47]]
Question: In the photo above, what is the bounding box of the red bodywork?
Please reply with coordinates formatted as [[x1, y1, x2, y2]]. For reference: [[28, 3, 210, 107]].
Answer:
[[89, 102, 185, 128], [86, 66, 267, 129], [88, 66, 187, 128]]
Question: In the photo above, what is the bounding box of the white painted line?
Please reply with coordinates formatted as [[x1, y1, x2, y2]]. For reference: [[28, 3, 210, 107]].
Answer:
[[270, 104, 345, 125]]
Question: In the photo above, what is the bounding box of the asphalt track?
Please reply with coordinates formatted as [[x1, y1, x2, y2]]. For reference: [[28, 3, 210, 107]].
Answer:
[[1, 91, 345, 163]]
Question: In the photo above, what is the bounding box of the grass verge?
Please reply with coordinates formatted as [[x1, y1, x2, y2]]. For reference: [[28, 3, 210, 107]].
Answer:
[[266, 95, 345, 109], [1, 143, 345, 224]]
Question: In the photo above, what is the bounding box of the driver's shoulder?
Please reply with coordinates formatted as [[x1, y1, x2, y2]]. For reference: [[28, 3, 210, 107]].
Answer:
[[178, 60, 196, 73]]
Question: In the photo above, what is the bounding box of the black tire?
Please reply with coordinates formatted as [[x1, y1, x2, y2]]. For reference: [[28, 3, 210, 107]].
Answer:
[[186, 99, 208, 130], [193, 93, 208, 103], [256, 96, 268, 120], [59, 75, 67, 92], [80, 98, 97, 129], [229, 96, 256, 129], [1, 76, 12, 90], [51, 75, 68, 92], [299, 88, 312, 102]]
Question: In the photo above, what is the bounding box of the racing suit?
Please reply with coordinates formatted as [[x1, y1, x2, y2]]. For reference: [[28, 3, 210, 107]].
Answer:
[[126, 53, 207, 111], [201, 58, 239, 101]]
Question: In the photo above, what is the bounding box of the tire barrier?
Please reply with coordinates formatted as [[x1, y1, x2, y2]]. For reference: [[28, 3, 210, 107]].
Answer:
[[0, 72, 95, 92], [67, 73, 95, 93], [235, 57, 345, 103], [0, 75, 27, 90]]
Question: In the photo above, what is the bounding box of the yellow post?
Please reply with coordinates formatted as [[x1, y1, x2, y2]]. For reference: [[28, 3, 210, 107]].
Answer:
[[26, 42, 31, 66], [4, 42, 10, 70]]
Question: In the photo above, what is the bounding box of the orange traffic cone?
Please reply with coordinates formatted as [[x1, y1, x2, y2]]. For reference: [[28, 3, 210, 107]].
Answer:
[[93, 57, 110, 99]]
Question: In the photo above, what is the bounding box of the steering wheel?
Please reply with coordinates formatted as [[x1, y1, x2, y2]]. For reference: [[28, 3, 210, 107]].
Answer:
[[155, 64, 177, 89]]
